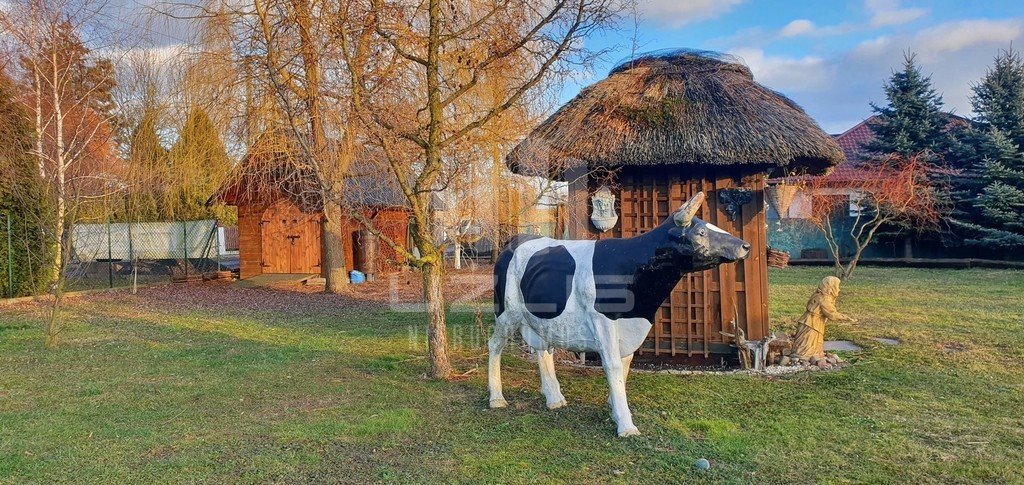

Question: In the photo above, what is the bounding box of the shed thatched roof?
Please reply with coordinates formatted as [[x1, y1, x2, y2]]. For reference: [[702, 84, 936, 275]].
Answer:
[[506, 50, 844, 179], [208, 133, 411, 211]]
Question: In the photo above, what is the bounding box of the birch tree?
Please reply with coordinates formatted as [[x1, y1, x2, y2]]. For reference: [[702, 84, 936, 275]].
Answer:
[[0, 0, 119, 347]]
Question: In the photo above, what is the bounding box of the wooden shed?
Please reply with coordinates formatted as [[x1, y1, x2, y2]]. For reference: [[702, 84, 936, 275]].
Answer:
[[507, 50, 844, 361], [211, 139, 412, 280]]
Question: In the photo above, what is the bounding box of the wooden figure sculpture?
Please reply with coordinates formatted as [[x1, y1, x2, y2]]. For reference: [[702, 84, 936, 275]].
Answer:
[[792, 276, 856, 360]]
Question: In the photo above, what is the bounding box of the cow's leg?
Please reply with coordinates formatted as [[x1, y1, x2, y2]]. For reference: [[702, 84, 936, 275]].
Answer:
[[521, 326, 567, 409], [488, 314, 516, 408], [622, 353, 634, 383], [593, 317, 640, 437], [537, 349, 567, 409], [607, 353, 634, 407]]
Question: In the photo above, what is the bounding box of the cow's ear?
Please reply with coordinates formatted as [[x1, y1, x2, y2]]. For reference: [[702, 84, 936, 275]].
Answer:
[[673, 192, 705, 227], [668, 227, 685, 240]]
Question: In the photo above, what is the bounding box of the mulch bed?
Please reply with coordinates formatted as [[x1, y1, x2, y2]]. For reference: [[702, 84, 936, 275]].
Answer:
[[53, 265, 500, 317]]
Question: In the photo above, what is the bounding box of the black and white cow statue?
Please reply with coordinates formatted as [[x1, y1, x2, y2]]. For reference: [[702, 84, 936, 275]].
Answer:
[[488, 192, 750, 437]]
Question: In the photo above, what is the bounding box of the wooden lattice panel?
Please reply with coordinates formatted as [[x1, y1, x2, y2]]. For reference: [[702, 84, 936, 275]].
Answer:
[[581, 166, 769, 357]]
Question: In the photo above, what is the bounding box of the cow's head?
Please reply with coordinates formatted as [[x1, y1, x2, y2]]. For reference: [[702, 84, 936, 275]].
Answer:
[[668, 192, 751, 269]]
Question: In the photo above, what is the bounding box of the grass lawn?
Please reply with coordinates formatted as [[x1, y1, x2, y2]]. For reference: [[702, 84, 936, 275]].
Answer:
[[1, 267, 1023, 483]]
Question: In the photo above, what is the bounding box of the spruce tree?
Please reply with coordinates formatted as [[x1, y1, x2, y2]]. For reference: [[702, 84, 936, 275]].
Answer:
[[953, 49, 1024, 250], [971, 129, 1024, 248], [865, 52, 953, 248], [970, 49, 1024, 149], [866, 52, 950, 157]]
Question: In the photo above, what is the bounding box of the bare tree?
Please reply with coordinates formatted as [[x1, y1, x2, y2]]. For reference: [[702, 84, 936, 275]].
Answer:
[[244, 0, 358, 293], [339, 0, 624, 378], [806, 154, 946, 279], [175, 0, 394, 293]]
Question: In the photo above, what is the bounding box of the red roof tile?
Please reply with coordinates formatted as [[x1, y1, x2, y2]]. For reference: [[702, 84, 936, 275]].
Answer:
[[834, 116, 879, 164], [770, 113, 969, 184]]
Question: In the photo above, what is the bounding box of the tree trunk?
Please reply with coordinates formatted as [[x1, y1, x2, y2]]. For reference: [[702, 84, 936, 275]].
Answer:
[[50, 52, 66, 288], [843, 244, 867, 279], [423, 260, 452, 379], [903, 237, 913, 258], [44, 286, 63, 348], [321, 202, 348, 293]]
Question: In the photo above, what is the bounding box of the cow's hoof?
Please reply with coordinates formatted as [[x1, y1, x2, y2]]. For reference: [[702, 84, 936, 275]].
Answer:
[[617, 426, 641, 437], [489, 398, 508, 409], [546, 398, 567, 410]]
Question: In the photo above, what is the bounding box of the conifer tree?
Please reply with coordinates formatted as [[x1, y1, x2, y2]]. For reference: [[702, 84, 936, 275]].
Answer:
[[866, 53, 950, 157], [0, 72, 53, 297], [951, 49, 1024, 250], [124, 109, 168, 221], [971, 49, 1024, 149], [864, 53, 953, 249], [969, 129, 1024, 248], [167, 107, 233, 222]]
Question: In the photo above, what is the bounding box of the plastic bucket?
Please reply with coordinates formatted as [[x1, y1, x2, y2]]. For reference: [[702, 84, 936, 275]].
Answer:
[[350, 270, 366, 284]]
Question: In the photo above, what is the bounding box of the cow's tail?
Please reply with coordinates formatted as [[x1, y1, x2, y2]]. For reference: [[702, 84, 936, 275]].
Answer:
[[493, 234, 542, 317]]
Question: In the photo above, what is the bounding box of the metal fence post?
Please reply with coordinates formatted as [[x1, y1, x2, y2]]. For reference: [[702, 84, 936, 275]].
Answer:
[[183, 221, 189, 278], [127, 222, 134, 264], [128, 222, 137, 294], [216, 224, 222, 271], [107, 218, 113, 289], [5, 213, 12, 298]]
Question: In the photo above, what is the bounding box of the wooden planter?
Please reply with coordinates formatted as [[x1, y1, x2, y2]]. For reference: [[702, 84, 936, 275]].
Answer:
[[767, 248, 790, 268]]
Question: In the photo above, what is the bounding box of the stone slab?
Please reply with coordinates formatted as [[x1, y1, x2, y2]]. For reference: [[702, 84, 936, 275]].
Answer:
[[823, 340, 863, 352]]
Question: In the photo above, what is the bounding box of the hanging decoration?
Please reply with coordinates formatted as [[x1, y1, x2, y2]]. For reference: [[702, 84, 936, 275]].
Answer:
[[590, 186, 618, 232]]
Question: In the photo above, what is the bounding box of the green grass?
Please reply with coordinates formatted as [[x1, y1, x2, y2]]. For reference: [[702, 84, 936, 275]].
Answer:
[[1, 267, 1023, 483]]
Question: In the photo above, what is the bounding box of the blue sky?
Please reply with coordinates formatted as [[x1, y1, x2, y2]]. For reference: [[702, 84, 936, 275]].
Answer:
[[109, 0, 1024, 135], [569, 0, 1024, 133]]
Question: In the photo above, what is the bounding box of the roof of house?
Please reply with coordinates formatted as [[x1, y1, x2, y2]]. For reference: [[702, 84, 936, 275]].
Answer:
[[825, 116, 880, 182], [816, 112, 970, 183], [834, 116, 878, 164], [208, 133, 413, 211], [505, 49, 845, 179]]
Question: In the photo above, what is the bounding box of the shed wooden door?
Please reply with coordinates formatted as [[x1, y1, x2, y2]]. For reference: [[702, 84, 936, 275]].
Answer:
[[260, 198, 322, 273], [580, 166, 769, 357]]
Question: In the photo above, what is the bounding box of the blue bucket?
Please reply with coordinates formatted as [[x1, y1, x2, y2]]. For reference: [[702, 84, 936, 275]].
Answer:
[[350, 270, 365, 284]]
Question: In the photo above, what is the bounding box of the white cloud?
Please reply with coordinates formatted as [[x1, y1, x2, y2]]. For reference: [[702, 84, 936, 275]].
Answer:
[[728, 19, 1024, 133], [780, 19, 815, 38], [911, 19, 1024, 54], [865, 0, 929, 28], [639, 0, 745, 29], [759, 1, 928, 43], [730, 48, 831, 91]]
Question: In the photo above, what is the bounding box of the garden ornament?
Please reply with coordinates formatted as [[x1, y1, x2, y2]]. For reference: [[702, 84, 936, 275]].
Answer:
[[489, 192, 750, 437], [792, 276, 857, 360], [590, 186, 618, 232]]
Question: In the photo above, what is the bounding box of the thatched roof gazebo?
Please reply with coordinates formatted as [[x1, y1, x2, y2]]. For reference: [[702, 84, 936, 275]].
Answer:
[[507, 50, 844, 361], [507, 49, 843, 179]]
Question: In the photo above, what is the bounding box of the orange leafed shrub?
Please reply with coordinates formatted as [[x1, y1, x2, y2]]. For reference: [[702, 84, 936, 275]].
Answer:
[[806, 153, 945, 278]]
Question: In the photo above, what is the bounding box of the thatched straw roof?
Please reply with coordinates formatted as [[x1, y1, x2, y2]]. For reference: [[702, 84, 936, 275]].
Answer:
[[506, 50, 844, 179], [208, 133, 410, 211]]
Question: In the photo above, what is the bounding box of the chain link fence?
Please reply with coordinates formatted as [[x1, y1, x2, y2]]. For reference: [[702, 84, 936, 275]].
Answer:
[[5, 219, 237, 293]]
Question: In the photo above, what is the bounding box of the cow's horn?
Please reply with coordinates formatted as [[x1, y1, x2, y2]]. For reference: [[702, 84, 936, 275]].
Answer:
[[673, 192, 705, 227]]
